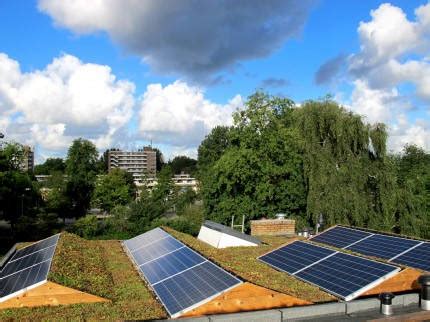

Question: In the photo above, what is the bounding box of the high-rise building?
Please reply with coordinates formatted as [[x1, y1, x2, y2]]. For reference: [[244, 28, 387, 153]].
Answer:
[[21, 145, 34, 172], [107, 146, 156, 180]]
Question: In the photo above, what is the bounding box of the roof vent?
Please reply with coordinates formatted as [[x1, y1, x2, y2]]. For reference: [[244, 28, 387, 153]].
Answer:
[[275, 213, 286, 220]]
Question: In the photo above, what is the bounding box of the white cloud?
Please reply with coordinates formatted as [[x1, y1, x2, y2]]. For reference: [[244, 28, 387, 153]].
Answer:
[[349, 79, 400, 124], [138, 81, 242, 147], [344, 2, 430, 152], [38, 0, 316, 81], [0, 53, 135, 152]]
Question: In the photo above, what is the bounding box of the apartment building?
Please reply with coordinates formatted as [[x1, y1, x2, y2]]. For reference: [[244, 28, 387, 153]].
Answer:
[[21, 145, 34, 172], [107, 147, 156, 180]]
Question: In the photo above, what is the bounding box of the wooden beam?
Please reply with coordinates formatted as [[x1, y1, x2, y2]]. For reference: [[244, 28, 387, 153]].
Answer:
[[0, 281, 109, 309], [181, 282, 312, 318]]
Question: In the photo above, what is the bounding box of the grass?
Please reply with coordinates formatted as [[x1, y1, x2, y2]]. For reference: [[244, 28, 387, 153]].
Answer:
[[0, 229, 334, 321]]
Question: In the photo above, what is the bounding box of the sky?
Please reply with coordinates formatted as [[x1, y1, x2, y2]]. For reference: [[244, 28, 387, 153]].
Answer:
[[0, 0, 429, 163]]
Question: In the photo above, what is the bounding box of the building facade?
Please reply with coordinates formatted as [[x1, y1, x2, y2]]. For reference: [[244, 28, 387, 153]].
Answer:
[[21, 145, 34, 172], [107, 147, 156, 180]]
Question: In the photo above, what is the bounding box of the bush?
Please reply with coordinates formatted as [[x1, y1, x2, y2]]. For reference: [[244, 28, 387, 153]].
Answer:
[[72, 215, 100, 238]]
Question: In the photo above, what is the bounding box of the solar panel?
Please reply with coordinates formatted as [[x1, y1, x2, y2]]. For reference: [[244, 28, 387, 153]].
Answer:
[[123, 228, 241, 318], [346, 234, 420, 260], [295, 253, 399, 300], [310, 226, 372, 248], [258, 241, 400, 301], [259, 241, 335, 274], [0, 234, 59, 302], [312, 226, 430, 271], [392, 242, 430, 272]]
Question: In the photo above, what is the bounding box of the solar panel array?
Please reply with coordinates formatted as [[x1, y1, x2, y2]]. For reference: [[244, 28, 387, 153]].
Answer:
[[258, 241, 399, 301], [311, 226, 430, 272], [123, 228, 242, 318], [0, 234, 59, 302]]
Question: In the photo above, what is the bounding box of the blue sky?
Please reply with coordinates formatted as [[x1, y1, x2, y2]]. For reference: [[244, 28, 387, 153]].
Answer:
[[0, 0, 429, 162]]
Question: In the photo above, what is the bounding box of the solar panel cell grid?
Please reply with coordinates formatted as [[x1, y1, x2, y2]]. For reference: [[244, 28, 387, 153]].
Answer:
[[123, 228, 242, 317], [346, 234, 420, 260], [310, 226, 372, 248], [296, 252, 399, 299], [1, 246, 56, 278], [392, 242, 430, 272], [140, 247, 205, 284], [124, 227, 168, 252], [258, 241, 335, 274], [152, 261, 240, 316], [8, 234, 59, 262]]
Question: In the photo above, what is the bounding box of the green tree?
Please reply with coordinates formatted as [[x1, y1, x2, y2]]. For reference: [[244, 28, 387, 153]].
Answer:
[[396, 145, 430, 238], [65, 139, 98, 217], [129, 166, 176, 231], [34, 158, 65, 175], [0, 142, 37, 231], [200, 92, 306, 225], [168, 155, 197, 175], [197, 126, 232, 173], [92, 168, 135, 212], [296, 99, 397, 230]]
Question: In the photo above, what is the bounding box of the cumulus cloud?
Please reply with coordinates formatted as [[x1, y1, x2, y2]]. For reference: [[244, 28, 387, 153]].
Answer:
[[315, 54, 347, 85], [0, 53, 135, 151], [341, 2, 430, 152], [138, 81, 243, 147], [349, 2, 430, 102], [38, 0, 316, 81]]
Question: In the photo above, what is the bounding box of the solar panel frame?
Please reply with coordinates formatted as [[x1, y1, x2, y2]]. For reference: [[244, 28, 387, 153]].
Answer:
[[312, 225, 430, 272], [310, 226, 373, 249], [258, 240, 336, 274], [346, 234, 421, 260], [0, 234, 60, 302], [123, 228, 242, 318], [258, 240, 400, 301], [391, 242, 430, 272], [294, 252, 400, 301]]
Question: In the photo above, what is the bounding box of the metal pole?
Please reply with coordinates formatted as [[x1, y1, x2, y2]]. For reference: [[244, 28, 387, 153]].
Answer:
[[242, 215, 245, 233], [231, 215, 234, 228]]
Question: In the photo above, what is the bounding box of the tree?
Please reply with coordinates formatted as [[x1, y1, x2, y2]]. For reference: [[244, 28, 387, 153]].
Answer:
[[168, 156, 197, 175], [34, 158, 65, 174], [0, 142, 35, 231], [197, 126, 232, 173], [200, 92, 307, 225], [128, 166, 176, 231], [92, 168, 135, 212], [295, 99, 397, 230], [396, 145, 430, 238], [65, 139, 99, 217], [152, 147, 165, 172]]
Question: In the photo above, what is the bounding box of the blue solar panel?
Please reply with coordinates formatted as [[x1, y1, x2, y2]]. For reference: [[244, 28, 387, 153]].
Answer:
[[295, 253, 399, 300], [392, 242, 430, 272], [123, 227, 168, 252], [140, 247, 205, 284], [311, 226, 372, 248], [152, 261, 240, 316], [130, 236, 183, 266], [259, 241, 335, 274], [0, 234, 59, 301], [346, 234, 420, 260], [258, 241, 400, 300], [123, 228, 242, 317]]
